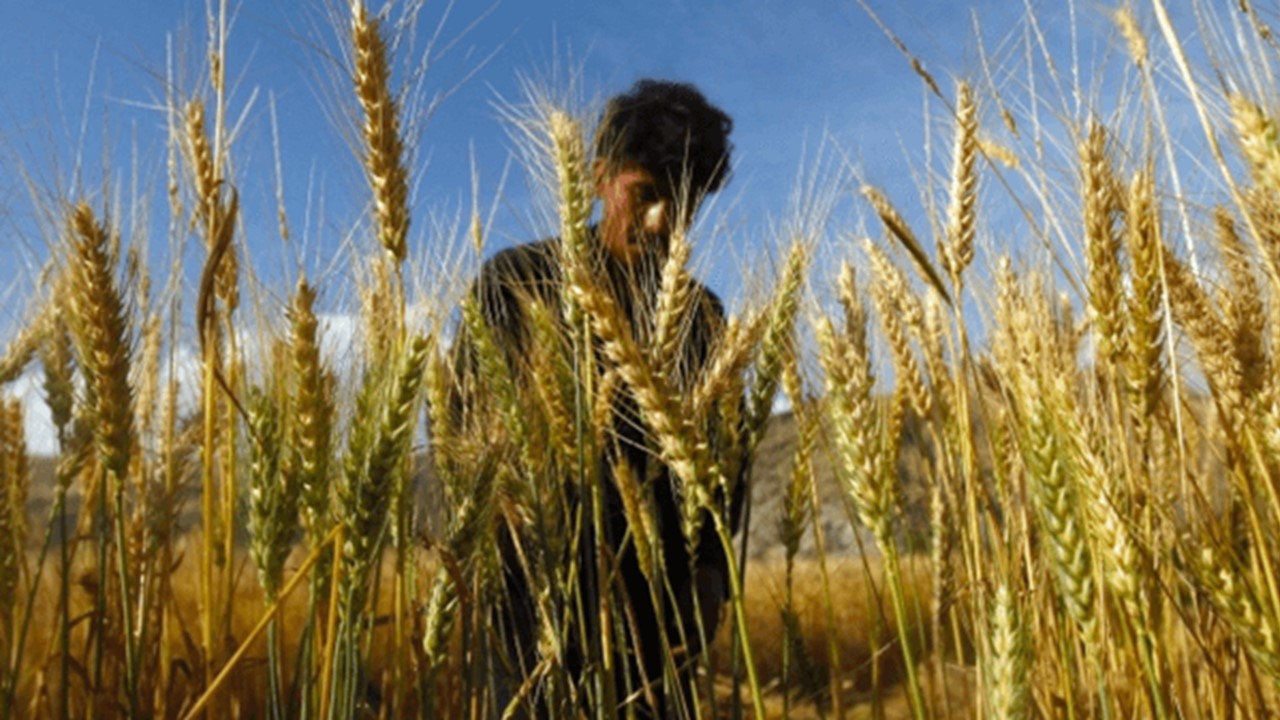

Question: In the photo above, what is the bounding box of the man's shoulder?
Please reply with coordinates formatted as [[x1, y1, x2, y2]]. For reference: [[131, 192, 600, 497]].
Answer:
[[469, 238, 562, 331], [479, 238, 560, 285], [687, 278, 726, 321]]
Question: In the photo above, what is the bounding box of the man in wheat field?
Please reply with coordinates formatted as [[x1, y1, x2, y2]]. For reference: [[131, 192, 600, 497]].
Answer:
[[448, 79, 742, 718]]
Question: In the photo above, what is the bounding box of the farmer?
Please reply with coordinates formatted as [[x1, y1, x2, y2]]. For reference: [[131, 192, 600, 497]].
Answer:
[[449, 79, 742, 717]]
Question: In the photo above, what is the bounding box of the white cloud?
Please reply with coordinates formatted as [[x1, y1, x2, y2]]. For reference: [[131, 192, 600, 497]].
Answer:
[[9, 369, 55, 456]]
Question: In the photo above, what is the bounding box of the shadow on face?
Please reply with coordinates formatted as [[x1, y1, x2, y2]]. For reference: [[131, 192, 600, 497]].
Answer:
[[595, 162, 694, 264]]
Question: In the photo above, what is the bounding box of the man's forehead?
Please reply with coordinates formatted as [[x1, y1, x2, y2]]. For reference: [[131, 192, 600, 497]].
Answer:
[[600, 161, 653, 180], [599, 161, 687, 197]]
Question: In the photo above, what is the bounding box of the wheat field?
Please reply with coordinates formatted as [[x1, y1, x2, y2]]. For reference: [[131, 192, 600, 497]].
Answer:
[[2, 1, 1280, 718]]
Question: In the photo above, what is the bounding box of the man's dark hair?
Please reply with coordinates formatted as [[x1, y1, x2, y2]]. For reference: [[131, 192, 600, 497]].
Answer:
[[595, 79, 733, 198]]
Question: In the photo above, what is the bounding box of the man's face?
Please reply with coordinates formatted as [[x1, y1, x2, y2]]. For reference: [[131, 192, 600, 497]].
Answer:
[[596, 162, 684, 264]]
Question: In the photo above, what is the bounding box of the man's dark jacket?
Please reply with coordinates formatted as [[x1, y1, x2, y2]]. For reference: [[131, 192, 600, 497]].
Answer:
[[449, 231, 746, 714]]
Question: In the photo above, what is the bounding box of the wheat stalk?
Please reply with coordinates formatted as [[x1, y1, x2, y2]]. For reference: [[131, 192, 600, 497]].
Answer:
[[651, 221, 695, 374], [1213, 207, 1268, 395], [66, 203, 135, 484], [247, 386, 298, 599], [548, 109, 594, 333], [0, 319, 42, 388], [39, 309, 76, 446], [1113, 5, 1149, 68], [746, 239, 809, 448], [1122, 169, 1166, 434], [866, 240, 931, 417], [1160, 241, 1245, 425], [1082, 121, 1126, 369], [65, 200, 141, 713], [1231, 93, 1280, 200], [984, 581, 1030, 719], [286, 277, 335, 549], [1191, 544, 1280, 685], [1023, 388, 1100, 646], [943, 80, 978, 291], [185, 99, 239, 311], [351, 0, 410, 264], [339, 333, 430, 602], [816, 312, 892, 546], [778, 351, 813, 561], [861, 184, 952, 303], [570, 277, 715, 537], [0, 398, 25, 625]]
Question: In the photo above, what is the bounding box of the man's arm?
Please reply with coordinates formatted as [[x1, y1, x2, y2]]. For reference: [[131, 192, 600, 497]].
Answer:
[[445, 240, 561, 424]]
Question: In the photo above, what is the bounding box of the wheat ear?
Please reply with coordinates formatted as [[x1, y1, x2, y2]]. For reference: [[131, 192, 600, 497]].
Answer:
[[351, 0, 410, 264], [1160, 242, 1244, 424], [1231, 94, 1280, 199], [548, 109, 594, 332], [861, 184, 952, 303], [247, 386, 299, 599], [66, 203, 135, 482], [66, 200, 141, 713], [1213, 207, 1267, 395], [1190, 544, 1280, 684], [778, 348, 814, 561], [866, 240, 931, 417], [984, 581, 1030, 719], [571, 278, 715, 537], [1023, 388, 1099, 645], [185, 99, 239, 311], [1113, 5, 1149, 69], [39, 309, 76, 447], [746, 239, 809, 448], [0, 399, 27, 614], [651, 220, 695, 373], [339, 334, 429, 603], [0, 320, 42, 387], [287, 278, 335, 548], [1081, 121, 1125, 369], [943, 80, 978, 291], [1122, 169, 1166, 432], [816, 311, 892, 546]]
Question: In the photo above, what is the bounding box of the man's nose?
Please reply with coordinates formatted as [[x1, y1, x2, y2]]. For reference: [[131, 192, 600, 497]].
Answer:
[[642, 199, 669, 235]]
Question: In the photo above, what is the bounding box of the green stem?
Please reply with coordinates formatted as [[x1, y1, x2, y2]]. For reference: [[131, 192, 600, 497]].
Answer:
[[111, 469, 140, 718], [1135, 625, 1169, 720], [267, 616, 283, 720], [881, 546, 926, 720], [711, 513, 764, 720]]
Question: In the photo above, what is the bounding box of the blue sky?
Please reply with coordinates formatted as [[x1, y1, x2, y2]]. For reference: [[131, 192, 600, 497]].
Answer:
[[0, 1, 1085, 301], [1, 0, 1212, 452]]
